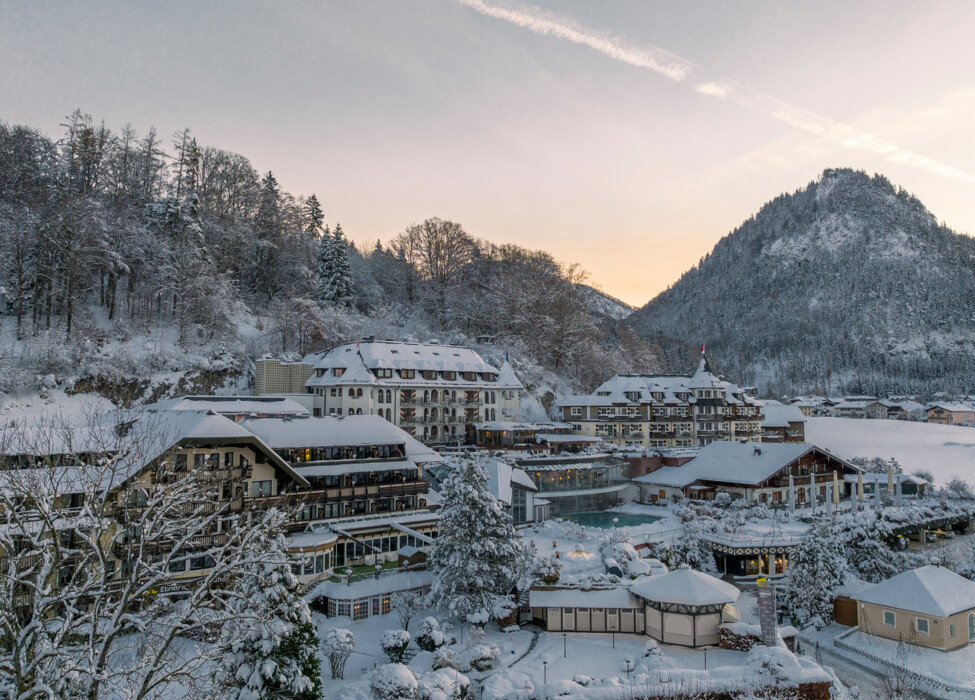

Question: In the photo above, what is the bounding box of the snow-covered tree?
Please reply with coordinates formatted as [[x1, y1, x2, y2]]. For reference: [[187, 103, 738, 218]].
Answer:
[[833, 511, 900, 583], [213, 539, 323, 700], [390, 589, 424, 630], [316, 223, 355, 309], [944, 477, 974, 500], [0, 411, 301, 699], [782, 525, 845, 629], [381, 630, 411, 664], [415, 617, 447, 652], [428, 457, 524, 622], [322, 628, 355, 680]]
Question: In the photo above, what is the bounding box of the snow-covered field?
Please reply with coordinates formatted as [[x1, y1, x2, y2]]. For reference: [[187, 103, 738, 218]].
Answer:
[[807, 417, 975, 487]]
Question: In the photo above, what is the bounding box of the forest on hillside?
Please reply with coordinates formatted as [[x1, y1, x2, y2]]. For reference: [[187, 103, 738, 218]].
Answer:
[[629, 169, 975, 398], [0, 112, 689, 399]]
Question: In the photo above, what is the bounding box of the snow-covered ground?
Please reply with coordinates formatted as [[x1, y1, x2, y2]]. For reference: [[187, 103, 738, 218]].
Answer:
[[807, 417, 975, 487], [799, 622, 975, 698]]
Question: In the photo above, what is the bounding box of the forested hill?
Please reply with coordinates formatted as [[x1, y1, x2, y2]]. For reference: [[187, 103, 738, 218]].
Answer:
[[628, 168, 975, 397], [0, 112, 686, 407]]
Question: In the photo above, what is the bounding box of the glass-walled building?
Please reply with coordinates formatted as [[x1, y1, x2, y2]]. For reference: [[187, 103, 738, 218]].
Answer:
[[514, 454, 631, 514]]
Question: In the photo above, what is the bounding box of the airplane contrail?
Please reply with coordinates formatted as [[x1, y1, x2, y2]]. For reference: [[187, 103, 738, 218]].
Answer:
[[452, 0, 975, 185]]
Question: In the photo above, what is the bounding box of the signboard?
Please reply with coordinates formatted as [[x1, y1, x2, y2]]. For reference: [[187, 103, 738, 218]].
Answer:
[[757, 586, 777, 647]]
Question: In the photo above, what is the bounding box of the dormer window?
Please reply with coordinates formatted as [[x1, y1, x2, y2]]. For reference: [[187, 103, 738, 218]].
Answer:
[[399, 369, 415, 379], [333, 368, 345, 377], [482, 373, 496, 381], [422, 370, 437, 380], [462, 372, 476, 381], [316, 369, 325, 377], [375, 368, 392, 379], [441, 371, 456, 381]]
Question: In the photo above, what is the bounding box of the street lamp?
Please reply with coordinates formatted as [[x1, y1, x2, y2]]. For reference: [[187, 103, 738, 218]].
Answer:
[[542, 660, 548, 685], [562, 633, 566, 658]]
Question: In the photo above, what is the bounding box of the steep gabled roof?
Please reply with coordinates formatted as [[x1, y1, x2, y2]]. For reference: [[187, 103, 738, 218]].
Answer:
[[856, 566, 975, 617]]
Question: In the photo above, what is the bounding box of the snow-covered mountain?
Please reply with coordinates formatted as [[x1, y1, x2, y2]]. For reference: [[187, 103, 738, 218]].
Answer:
[[627, 168, 975, 396]]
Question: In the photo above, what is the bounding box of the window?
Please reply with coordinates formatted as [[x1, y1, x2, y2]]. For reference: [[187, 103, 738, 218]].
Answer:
[[916, 618, 929, 635], [333, 368, 345, 377], [949, 623, 955, 637], [883, 611, 896, 627], [376, 368, 392, 378], [399, 369, 415, 379], [173, 454, 187, 472], [190, 555, 215, 571], [168, 558, 187, 573], [224, 452, 235, 468], [570, 407, 582, 417], [251, 480, 272, 498]]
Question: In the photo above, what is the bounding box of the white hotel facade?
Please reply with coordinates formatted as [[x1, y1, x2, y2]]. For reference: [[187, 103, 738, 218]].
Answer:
[[256, 339, 523, 444]]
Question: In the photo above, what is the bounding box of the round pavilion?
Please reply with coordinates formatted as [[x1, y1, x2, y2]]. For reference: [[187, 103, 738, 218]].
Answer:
[[629, 568, 740, 647]]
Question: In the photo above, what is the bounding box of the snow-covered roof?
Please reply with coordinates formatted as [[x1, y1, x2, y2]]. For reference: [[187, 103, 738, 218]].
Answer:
[[557, 357, 759, 410], [495, 361, 524, 390], [483, 458, 537, 504], [294, 459, 417, 478], [535, 434, 602, 444], [304, 340, 504, 388], [760, 404, 806, 429], [528, 587, 639, 609], [474, 421, 572, 432], [927, 402, 975, 413], [285, 528, 340, 550], [834, 399, 881, 410], [0, 407, 311, 491], [144, 395, 309, 417], [629, 568, 740, 606], [310, 569, 434, 600], [855, 566, 975, 617], [241, 415, 406, 449], [632, 441, 860, 488]]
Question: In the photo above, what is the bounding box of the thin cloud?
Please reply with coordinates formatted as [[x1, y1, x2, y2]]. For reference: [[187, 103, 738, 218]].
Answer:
[[452, 0, 694, 82], [454, 0, 975, 185]]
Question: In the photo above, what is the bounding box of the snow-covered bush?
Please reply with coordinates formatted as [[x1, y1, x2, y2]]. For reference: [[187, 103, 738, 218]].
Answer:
[[944, 477, 974, 500], [430, 647, 457, 671], [742, 646, 804, 694], [381, 629, 411, 663], [416, 617, 447, 652], [573, 676, 593, 687], [534, 556, 561, 585], [322, 628, 355, 680], [371, 664, 419, 700], [643, 639, 661, 658], [417, 669, 470, 700]]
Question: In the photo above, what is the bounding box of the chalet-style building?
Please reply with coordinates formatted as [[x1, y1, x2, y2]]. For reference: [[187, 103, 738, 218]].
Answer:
[[926, 402, 975, 425], [556, 355, 763, 449], [257, 340, 523, 445], [0, 405, 446, 596], [832, 397, 887, 419], [760, 403, 806, 443], [632, 441, 861, 506]]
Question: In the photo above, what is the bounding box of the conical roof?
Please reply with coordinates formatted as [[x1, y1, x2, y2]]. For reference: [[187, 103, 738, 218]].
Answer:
[[630, 568, 739, 606], [496, 361, 524, 390]]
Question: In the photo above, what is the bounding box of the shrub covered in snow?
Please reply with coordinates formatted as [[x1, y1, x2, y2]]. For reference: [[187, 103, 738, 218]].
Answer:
[[371, 664, 419, 700], [381, 629, 411, 663], [534, 555, 561, 585], [391, 590, 425, 630], [416, 669, 470, 700], [322, 628, 355, 680], [416, 617, 447, 652]]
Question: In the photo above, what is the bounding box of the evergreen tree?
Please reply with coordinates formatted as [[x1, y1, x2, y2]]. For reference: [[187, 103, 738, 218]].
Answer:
[[316, 222, 355, 309], [782, 525, 845, 629], [304, 194, 324, 236], [428, 457, 523, 622], [214, 534, 323, 700]]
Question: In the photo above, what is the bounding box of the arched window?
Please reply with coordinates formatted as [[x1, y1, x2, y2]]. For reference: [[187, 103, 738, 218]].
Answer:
[[431, 408, 438, 421], [431, 390, 438, 403], [431, 426, 439, 438], [386, 389, 392, 403], [348, 408, 354, 415], [423, 390, 429, 403], [386, 408, 392, 420], [378, 392, 384, 404], [356, 408, 363, 415]]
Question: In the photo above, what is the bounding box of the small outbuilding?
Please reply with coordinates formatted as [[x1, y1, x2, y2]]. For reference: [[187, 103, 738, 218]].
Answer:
[[855, 565, 975, 651], [528, 587, 646, 633], [630, 569, 740, 647]]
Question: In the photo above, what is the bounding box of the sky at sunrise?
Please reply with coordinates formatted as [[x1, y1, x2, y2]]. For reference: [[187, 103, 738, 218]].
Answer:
[[3, 0, 975, 306]]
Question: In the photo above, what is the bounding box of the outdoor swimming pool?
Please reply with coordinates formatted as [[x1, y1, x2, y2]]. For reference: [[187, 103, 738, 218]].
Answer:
[[560, 511, 661, 528]]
